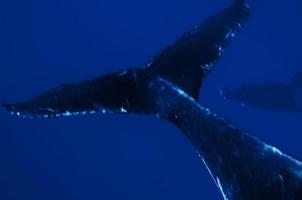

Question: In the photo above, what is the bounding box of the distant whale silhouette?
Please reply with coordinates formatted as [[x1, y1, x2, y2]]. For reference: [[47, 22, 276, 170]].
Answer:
[[2, 0, 302, 199], [291, 70, 302, 90], [221, 70, 302, 113]]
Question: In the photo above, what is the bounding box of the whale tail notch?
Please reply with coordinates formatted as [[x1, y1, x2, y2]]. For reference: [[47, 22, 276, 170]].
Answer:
[[1, 0, 250, 118]]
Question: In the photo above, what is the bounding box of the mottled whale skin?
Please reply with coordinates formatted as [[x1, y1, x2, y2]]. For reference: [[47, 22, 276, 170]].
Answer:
[[3, 0, 302, 200], [221, 70, 302, 113], [148, 78, 302, 200]]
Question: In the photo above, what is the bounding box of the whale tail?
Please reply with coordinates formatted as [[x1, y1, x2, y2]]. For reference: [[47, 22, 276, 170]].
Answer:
[[1, 0, 250, 118], [146, 0, 250, 99], [1, 69, 146, 118]]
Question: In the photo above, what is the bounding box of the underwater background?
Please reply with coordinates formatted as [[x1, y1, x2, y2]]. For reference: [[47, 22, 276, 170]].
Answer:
[[0, 0, 302, 199]]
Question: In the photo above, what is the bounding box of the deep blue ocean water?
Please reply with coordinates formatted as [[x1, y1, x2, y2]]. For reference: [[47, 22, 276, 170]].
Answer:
[[1, 0, 302, 199]]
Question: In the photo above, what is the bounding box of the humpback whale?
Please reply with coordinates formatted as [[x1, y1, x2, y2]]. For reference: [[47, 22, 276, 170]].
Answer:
[[221, 70, 302, 113], [2, 0, 302, 199]]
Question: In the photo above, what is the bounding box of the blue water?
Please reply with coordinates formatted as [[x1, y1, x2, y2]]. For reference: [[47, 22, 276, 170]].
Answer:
[[1, 0, 302, 199]]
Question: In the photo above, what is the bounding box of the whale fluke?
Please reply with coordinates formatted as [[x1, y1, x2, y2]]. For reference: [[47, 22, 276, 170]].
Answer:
[[1, 69, 151, 118], [146, 0, 250, 99], [1, 0, 250, 118]]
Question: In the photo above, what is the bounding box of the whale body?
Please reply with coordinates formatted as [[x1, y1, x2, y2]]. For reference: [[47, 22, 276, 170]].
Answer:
[[149, 77, 302, 200]]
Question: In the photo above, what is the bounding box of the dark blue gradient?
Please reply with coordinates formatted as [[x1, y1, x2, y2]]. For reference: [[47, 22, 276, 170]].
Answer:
[[1, 0, 302, 199]]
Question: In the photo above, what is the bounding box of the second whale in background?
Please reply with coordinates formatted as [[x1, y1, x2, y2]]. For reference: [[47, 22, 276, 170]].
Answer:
[[221, 69, 302, 112]]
